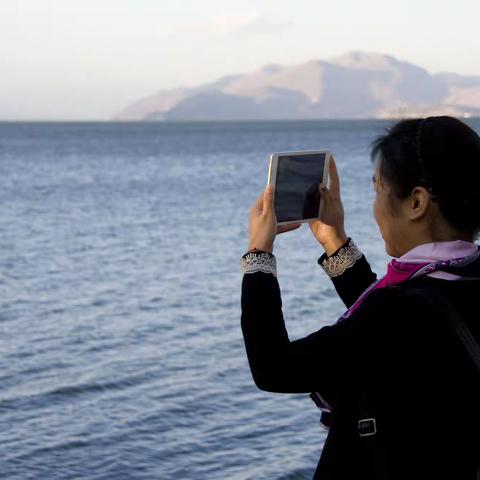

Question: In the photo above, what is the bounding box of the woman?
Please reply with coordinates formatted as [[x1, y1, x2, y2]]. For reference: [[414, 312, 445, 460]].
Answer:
[[240, 116, 480, 479]]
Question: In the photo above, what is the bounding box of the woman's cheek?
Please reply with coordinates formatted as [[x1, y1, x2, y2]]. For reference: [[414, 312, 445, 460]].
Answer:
[[373, 196, 380, 226], [373, 196, 387, 240]]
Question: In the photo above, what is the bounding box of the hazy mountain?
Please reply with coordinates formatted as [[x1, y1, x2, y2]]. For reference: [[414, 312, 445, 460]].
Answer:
[[114, 51, 480, 121]]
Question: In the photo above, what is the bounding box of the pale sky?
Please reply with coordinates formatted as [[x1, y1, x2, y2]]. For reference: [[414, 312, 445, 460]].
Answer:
[[1, 0, 480, 120]]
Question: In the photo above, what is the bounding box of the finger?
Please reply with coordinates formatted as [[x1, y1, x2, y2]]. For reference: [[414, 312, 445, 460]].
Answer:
[[251, 190, 264, 213], [263, 184, 274, 213], [328, 156, 341, 198], [320, 185, 335, 213], [320, 184, 331, 200], [277, 223, 301, 234]]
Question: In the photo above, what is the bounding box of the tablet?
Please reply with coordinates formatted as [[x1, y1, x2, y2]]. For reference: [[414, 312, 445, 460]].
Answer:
[[267, 150, 332, 226]]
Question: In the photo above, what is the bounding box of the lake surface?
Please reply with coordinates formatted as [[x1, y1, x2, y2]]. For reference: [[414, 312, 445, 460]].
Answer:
[[1, 119, 479, 479]]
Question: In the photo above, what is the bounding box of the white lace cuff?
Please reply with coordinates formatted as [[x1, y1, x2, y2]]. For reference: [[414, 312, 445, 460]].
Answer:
[[318, 237, 363, 278], [240, 251, 277, 277]]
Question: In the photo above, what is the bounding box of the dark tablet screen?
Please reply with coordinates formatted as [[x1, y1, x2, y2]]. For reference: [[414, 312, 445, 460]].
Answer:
[[274, 153, 326, 222]]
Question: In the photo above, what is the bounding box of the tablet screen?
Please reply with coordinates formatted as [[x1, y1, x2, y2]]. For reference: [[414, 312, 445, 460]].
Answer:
[[274, 153, 326, 222]]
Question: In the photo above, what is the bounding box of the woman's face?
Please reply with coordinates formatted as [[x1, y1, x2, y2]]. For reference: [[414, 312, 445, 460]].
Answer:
[[372, 158, 409, 258]]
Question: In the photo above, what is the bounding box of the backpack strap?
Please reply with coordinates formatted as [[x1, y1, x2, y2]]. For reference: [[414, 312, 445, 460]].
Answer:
[[357, 390, 394, 479], [405, 286, 480, 479], [405, 286, 480, 372], [357, 285, 480, 479]]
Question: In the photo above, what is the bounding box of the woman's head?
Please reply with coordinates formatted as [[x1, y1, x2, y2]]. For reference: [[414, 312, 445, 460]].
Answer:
[[369, 116, 480, 257]]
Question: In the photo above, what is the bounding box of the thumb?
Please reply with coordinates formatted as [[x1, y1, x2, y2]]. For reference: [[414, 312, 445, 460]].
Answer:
[[320, 185, 331, 199], [263, 184, 274, 211]]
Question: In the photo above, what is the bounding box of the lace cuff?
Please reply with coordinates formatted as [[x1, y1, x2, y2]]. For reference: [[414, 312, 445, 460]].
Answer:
[[317, 237, 363, 278], [240, 250, 277, 277]]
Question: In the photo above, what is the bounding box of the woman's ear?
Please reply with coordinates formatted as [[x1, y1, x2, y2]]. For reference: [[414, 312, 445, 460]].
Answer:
[[409, 187, 430, 218]]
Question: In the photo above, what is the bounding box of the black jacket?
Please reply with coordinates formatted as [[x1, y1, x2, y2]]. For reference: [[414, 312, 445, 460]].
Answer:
[[240, 246, 480, 479]]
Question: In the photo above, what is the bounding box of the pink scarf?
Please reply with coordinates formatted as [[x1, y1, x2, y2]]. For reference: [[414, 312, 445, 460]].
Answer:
[[338, 240, 480, 321]]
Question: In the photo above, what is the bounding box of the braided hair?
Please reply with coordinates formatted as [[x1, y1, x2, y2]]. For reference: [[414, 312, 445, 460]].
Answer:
[[370, 115, 480, 239]]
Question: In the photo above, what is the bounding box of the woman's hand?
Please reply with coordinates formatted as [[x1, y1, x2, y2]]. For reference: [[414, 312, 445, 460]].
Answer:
[[308, 156, 348, 256], [248, 184, 301, 253]]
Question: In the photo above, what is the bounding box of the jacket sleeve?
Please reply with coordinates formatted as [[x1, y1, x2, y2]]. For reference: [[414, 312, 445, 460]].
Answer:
[[239, 250, 393, 396], [317, 237, 378, 308]]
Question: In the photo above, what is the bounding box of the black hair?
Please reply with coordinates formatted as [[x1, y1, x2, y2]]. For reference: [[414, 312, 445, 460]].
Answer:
[[369, 115, 480, 240]]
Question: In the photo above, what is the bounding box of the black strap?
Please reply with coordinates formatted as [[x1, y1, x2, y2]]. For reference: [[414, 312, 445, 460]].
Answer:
[[358, 285, 480, 479], [357, 390, 394, 480], [406, 286, 480, 372], [407, 286, 480, 479]]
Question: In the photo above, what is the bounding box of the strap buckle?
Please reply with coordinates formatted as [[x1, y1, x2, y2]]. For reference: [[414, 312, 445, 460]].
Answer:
[[358, 417, 377, 437], [319, 411, 331, 430]]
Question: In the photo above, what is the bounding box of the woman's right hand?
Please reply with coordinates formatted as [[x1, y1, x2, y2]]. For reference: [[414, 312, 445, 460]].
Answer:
[[308, 156, 348, 256]]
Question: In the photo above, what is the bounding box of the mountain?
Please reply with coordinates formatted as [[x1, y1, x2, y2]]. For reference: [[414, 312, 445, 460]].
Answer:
[[113, 51, 480, 121]]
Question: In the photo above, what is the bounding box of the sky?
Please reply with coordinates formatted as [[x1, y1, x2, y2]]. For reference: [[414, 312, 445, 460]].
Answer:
[[1, 0, 480, 120]]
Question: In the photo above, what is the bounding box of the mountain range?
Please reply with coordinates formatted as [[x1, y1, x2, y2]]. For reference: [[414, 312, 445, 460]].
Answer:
[[114, 51, 480, 121]]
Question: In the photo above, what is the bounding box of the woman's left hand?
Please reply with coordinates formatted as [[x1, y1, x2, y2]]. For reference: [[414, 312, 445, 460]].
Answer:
[[247, 185, 302, 253]]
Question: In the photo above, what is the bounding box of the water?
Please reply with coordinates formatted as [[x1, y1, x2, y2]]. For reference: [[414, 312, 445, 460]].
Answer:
[[1, 119, 479, 479]]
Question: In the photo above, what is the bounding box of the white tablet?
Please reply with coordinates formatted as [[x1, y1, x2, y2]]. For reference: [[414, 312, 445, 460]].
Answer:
[[267, 149, 332, 226]]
